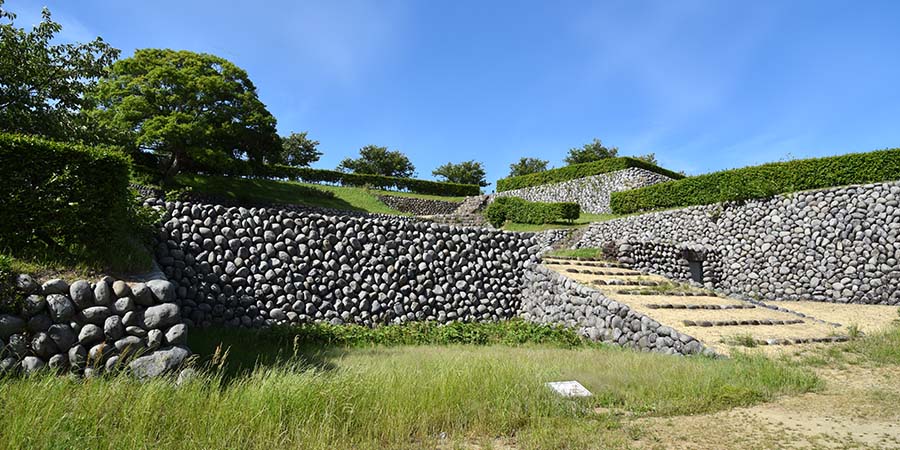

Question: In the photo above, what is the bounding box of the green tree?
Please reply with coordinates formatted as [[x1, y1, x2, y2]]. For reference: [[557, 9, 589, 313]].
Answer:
[[634, 153, 658, 165], [337, 145, 415, 178], [432, 160, 488, 187], [92, 49, 279, 177], [563, 138, 619, 165], [508, 157, 549, 177], [0, 1, 120, 142], [276, 131, 321, 167]]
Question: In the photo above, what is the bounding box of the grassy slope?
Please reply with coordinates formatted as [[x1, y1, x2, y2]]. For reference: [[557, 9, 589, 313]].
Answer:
[[175, 174, 464, 215], [0, 325, 825, 450]]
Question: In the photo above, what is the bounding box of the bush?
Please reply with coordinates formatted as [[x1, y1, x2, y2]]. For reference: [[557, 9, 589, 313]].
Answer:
[[485, 197, 581, 227], [495, 156, 684, 192], [0, 133, 148, 270], [141, 154, 482, 197], [610, 148, 900, 214]]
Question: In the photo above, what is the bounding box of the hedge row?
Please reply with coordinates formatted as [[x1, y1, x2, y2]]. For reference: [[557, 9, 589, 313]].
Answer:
[[0, 133, 133, 260], [610, 148, 900, 214], [137, 153, 482, 197], [485, 197, 580, 228], [495, 157, 684, 192]]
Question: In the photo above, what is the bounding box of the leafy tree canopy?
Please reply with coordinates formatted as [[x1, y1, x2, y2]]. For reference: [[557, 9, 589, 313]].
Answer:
[[432, 160, 488, 187], [634, 153, 658, 165], [277, 131, 321, 167], [563, 138, 619, 165], [92, 48, 279, 177], [0, 0, 120, 142], [508, 157, 549, 177], [337, 145, 415, 178]]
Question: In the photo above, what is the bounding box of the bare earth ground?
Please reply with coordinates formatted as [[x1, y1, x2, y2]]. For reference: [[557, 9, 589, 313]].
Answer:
[[631, 365, 900, 449], [767, 301, 900, 334]]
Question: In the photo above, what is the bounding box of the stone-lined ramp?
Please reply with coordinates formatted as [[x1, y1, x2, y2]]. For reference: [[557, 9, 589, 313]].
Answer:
[[541, 256, 853, 355]]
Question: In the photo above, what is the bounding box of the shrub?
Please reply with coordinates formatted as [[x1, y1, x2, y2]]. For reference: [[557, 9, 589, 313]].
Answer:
[[495, 156, 684, 192], [610, 148, 900, 214], [160, 156, 481, 197], [0, 133, 146, 270], [485, 197, 580, 227]]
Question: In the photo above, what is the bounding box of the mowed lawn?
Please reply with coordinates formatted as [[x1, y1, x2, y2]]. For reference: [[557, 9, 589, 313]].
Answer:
[[174, 174, 464, 215], [0, 324, 823, 450]]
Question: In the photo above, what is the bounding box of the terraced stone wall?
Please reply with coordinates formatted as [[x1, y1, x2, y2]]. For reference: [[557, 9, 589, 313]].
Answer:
[[375, 195, 460, 216], [0, 275, 190, 377], [494, 168, 672, 214], [576, 182, 900, 305], [518, 265, 709, 355]]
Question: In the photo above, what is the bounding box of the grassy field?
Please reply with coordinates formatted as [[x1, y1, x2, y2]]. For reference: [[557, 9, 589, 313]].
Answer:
[[502, 213, 620, 232], [544, 247, 607, 259], [0, 322, 825, 450], [174, 174, 464, 215]]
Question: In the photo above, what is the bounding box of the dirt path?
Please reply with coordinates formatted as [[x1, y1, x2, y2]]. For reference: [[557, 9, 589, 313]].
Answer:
[[631, 365, 900, 449]]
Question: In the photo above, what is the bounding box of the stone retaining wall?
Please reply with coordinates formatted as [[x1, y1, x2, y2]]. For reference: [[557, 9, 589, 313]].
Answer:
[[518, 265, 710, 355], [495, 168, 672, 214], [616, 242, 724, 287], [0, 275, 190, 377], [576, 182, 900, 305], [148, 199, 543, 328], [376, 195, 460, 216]]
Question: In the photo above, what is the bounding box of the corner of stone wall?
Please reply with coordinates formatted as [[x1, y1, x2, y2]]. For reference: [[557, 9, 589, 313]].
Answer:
[[518, 264, 713, 356]]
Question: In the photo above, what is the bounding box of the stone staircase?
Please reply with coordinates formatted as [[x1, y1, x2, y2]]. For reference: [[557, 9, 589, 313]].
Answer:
[[540, 255, 853, 355], [425, 194, 493, 228]]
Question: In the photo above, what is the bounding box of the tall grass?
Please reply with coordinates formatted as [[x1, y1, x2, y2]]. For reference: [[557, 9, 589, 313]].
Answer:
[[0, 341, 820, 449]]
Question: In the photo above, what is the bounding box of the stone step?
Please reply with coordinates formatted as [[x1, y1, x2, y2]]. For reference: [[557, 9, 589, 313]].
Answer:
[[541, 258, 625, 268], [645, 304, 756, 310], [562, 268, 643, 276], [540, 255, 611, 263], [683, 318, 805, 327], [752, 336, 850, 346], [615, 290, 719, 297]]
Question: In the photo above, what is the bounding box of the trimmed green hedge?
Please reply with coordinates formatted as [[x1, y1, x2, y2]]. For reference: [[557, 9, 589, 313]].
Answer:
[[485, 197, 580, 227], [495, 157, 684, 192], [139, 154, 482, 197], [0, 133, 134, 264], [610, 148, 900, 214]]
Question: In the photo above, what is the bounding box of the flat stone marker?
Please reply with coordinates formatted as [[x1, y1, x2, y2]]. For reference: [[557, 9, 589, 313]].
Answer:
[[546, 380, 593, 398]]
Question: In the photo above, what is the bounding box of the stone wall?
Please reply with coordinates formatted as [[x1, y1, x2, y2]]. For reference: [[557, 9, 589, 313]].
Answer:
[[518, 265, 709, 355], [0, 275, 190, 377], [616, 242, 724, 287], [495, 168, 672, 214], [148, 199, 544, 328], [376, 195, 460, 216], [576, 182, 900, 305]]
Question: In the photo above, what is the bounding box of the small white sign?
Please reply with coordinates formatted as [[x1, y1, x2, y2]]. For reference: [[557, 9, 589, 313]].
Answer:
[[546, 380, 593, 398]]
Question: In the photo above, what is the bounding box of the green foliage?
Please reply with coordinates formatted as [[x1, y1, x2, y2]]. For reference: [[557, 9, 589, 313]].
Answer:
[[0, 133, 150, 271], [508, 157, 550, 177], [276, 131, 321, 167], [634, 153, 658, 165], [209, 158, 480, 197], [610, 148, 900, 214], [485, 197, 580, 227], [92, 48, 280, 178], [496, 157, 684, 192], [0, 0, 120, 143], [337, 145, 415, 178], [256, 320, 591, 349], [0, 253, 17, 313], [564, 138, 619, 165], [432, 160, 489, 187]]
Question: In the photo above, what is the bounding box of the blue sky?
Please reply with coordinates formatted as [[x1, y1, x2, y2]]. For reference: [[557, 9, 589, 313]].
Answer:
[[8, 0, 900, 189]]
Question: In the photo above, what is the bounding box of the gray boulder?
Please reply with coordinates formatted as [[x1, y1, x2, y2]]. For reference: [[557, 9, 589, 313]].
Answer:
[[22, 356, 46, 374], [69, 280, 94, 309], [41, 278, 68, 295], [164, 324, 187, 345], [48, 324, 77, 350], [147, 329, 163, 350], [142, 304, 180, 330], [31, 332, 59, 359], [68, 344, 87, 370], [94, 281, 113, 306], [113, 297, 135, 315], [78, 324, 104, 345], [46, 294, 75, 322], [131, 283, 153, 306], [0, 356, 17, 373], [22, 295, 46, 316], [0, 314, 25, 339], [112, 281, 131, 298], [104, 315, 125, 341], [48, 353, 68, 371], [114, 336, 144, 353], [15, 274, 39, 294], [80, 306, 112, 325], [27, 314, 51, 332], [129, 346, 191, 379], [147, 280, 175, 304], [6, 334, 27, 357]]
